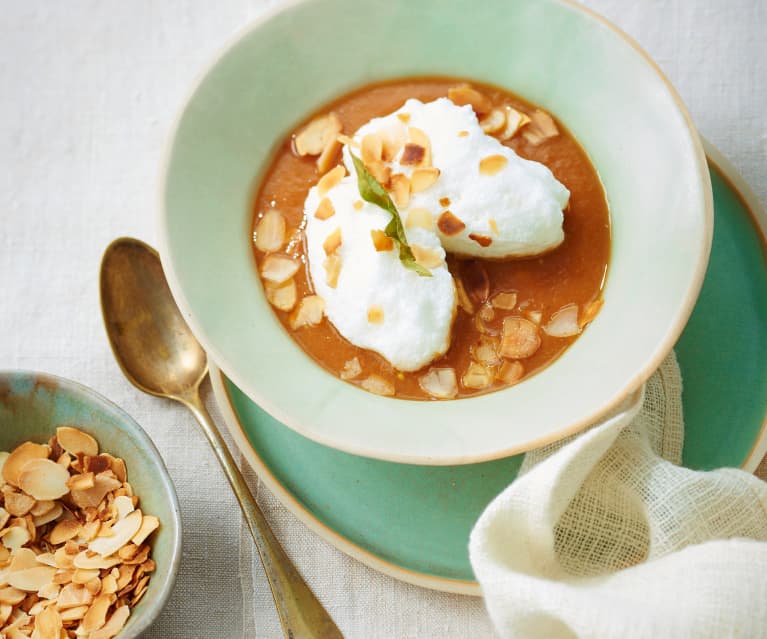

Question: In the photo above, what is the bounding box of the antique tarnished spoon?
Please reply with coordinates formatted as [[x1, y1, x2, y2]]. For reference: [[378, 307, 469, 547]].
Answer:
[[99, 237, 342, 639]]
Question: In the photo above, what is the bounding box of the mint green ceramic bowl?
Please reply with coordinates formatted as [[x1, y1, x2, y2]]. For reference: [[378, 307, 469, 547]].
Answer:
[[0, 371, 181, 638], [161, 0, 713, 465]]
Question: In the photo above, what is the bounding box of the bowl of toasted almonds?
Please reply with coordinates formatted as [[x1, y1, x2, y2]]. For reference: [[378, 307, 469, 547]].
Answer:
[[0, 371, 181, 639]]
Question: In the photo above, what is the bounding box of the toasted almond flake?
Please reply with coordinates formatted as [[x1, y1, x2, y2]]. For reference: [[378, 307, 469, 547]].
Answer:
[[260, 255, 300, 285], [2, 443, 50, 488], [316, 136, 342, 174], [322, 228, 342, 255], [6, 566, 56, 592], [289, 295, 325, 330], [317, 165, 346, 197], [264, 278, 297, 312], [454, 276, 475, 315], [34, 553, 57, 569], [418, 368, 458, 399], [89, 511, 142, 558], [60, 604, 89, 622], [367, 305, 384, 324], [1, 526, 31, 552], [0, 602, 12, 624], [339, 357, 362, 381], [488, 218, 500, 235], [361, 133, 383, 165], [70, 474, 121, 510], [254, 209, 287, 253], [543, 304, 581, 337], [314, 197, 335, 221], [113, 496, 134, 521], [294, 112, 342, 156], [411, 245, 443, 269], [79, 520, 101, 542], [4, 491, 36, 517], [336, 134, 358, 148], [55, 428, 98, 458], [32, 503, 62, 527], [0, 587, 26, 606], [366, 161, 391, 186], [580, 298, 604, 327], [131, 516, 159, 547], [526, 310, 542, 325], [389, 173, 411, 209], [360, 375, 395, 397], [530, 109, 558, 137], [370, 229, 394, 252], [38, 582, 60, 601], [100, 574, 117, 596], [33, 600, 62, 637], [478, 304, 495, 322], [352, 200, 364, 211], [400, 143, 425, 166], [407, 127, 432, 166], [469, 233, 492, 247], [56, 584, 93, 610], [396, 113, 410, 124], [437, 211, 466, 236], [71, 570, 100, 587], [499, 106, 531, 141], [323, 253, 342, 288], [480, 108, 506, 134], [405, 208, 434, 230], [84, 455, 111, 475], [458, 130, 469, 138], [29, 500, 55, 518], [381, 126, 407, 162], [0, 451, 8, 482], [117, 544, 139, 562], [410, 168, 440, 193], [491, 292, 518, 310], [80, 592, 112, 633], [447, 84, 493, 115], [462, 362, 494, 390], [88, 604, 129, 639], [500, 317, 541, 359], [479, 154, 508, 176], [72, 552, 121, 572], [67, 472, 94, 492], [471, 337, 501, 366], [461, 261, 490, 304], [0, 506, 10, 530], [53, 549, 74, 572]]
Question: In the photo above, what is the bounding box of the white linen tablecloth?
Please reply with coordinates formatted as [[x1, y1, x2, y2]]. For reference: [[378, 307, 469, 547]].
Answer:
[[0, 1, 764, 637]]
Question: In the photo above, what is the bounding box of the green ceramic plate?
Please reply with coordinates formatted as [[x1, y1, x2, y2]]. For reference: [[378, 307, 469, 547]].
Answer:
[[211, 143, 767, 595]]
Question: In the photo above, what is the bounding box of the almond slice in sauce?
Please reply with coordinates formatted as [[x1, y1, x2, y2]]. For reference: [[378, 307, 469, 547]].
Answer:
[[290, 295, 325, 330], [336, 133, 358, 148], [18, 459, 70, 500], [389, 173, 411, 209], [527, 310, 543, 324], [500, 317, 541, 359], [461, 261, 490, 304], [454, 276, 475, 315], [437, 211, 466, 236], [479, 108, 506, 134], [543, 304, 581, 337], [339, 357, 362, 381], [55, 427, 98, 457], [491, 292, 518, 310], [523, 109, 559, 146], [367, 305, 384, 324], [418, 368, 458, 400], [410, 168, 440, 193], [2, 442, 49, 487], [497, 360, 525, 385], [260, 255, 300, 284], [360, 375, 395, 397], [411, 245, 443, 269], [479, 154, 508, 176], [254, 209, 288, 253], [462, 362, 494, 390], [499, 106, 531, 141], [447, 84, 493, 116], [294, 112, 342, 157], [370, 229, 394, 252], [316, 136, 342, 174], [580, 298, 604, 327], [471, 336, 501, 367], [313, 197, 335, 220], [322, 228, 342, 256], [323, 253, 342, 288], [264, 278, 297, 312], [405, 208, 434, 231], [317, 165, 346, 197]]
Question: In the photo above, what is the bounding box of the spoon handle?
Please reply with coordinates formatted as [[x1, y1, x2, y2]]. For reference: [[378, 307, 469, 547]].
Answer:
[[182, 390, 343, 639]]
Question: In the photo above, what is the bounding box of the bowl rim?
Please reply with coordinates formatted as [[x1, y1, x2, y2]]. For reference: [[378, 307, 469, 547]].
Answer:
[[0, 370, 183, 638], [157, 0, 714, 465]]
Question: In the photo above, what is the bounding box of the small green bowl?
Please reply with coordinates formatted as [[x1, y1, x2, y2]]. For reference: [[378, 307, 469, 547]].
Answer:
[[0, 371, 181, 638]]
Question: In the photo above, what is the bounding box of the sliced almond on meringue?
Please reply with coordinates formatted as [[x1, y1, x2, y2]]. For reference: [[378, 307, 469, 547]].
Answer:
[[314, 198, 335, 220], [323, 253, 342, 288], [370, 229, 394, 252], [437, 211, 466, 236], [479, 154, 508, 176], [411, 245, 443, 269], [405, 208, 434, 231], [322, 228, 342, 255], [367, 305, 384, 324], [410, 168, 440, 193], [317, 165, 346, 197], [389, 173, 411, 209]]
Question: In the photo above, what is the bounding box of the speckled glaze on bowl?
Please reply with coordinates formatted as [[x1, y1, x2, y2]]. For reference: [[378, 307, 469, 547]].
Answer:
[[0, 371, 181, 638], [160, 0, 713, 464]]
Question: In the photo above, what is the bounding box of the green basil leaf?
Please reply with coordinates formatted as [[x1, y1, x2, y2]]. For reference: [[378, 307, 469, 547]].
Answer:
[[350, 152, 432, 277]]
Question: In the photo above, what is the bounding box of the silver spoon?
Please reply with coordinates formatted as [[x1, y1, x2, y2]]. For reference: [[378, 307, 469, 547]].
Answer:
[[100, 236, 343, 639]]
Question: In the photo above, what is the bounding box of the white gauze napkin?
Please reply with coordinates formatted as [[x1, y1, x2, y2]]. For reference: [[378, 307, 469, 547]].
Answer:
[[469, 352, 767, 638]]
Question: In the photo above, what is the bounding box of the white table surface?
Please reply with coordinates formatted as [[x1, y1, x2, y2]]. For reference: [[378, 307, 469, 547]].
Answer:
[[1, 1, 764, 637]]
